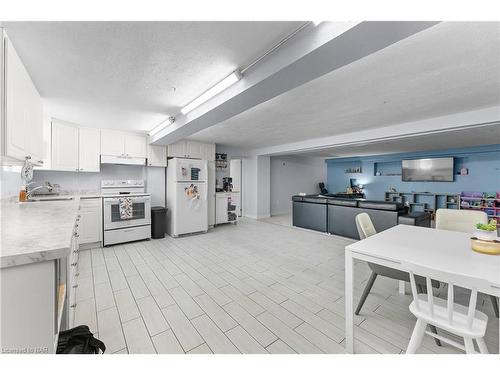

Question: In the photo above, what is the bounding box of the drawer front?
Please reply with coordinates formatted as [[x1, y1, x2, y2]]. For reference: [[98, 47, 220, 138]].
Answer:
[[79, 197, 100, 208]]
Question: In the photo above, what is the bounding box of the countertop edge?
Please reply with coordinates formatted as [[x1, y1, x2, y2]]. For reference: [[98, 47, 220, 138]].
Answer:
[[0, 246, 72, 269]]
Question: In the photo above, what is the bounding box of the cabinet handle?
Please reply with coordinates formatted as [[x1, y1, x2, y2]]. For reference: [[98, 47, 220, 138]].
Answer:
[[70, 303, 77, 308], [73, 249, 79, 254], [74, 233, 79, 237], [71, 262, 77, 266], [72, 284, 78, 288], [80, 168, 84, 171], [38, 160, 44, 164], [75, 272, 80, 277]]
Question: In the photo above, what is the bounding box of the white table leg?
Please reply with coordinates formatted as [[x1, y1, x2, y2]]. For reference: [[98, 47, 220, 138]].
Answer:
[[399, 280, 406, 295], [345, 249, 354, 353]]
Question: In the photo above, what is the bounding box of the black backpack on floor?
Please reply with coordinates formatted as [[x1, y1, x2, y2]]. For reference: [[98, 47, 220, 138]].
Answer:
[[57, 325, 106, 354]]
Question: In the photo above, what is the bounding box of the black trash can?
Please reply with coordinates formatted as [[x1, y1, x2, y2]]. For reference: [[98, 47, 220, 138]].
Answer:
[[151, 206, 167, 239]]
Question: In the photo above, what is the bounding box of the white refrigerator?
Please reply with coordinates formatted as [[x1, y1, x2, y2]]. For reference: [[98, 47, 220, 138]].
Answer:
[[166, 158, 208, 237]]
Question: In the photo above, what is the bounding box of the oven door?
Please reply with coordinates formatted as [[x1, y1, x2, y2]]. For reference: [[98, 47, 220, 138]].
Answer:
[[103, 196, 151, 230]]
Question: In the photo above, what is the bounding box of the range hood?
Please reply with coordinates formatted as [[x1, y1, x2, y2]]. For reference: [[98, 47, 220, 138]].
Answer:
[[100, 155, 146, 166]]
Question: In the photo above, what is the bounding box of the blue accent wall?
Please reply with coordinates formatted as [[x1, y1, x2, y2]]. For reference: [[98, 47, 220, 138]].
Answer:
[[326, 144, 500, 200]]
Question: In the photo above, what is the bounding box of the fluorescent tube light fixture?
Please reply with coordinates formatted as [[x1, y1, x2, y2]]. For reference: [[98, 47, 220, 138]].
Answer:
[[180, 70, 242, 115], [149, 116, 175, 137]]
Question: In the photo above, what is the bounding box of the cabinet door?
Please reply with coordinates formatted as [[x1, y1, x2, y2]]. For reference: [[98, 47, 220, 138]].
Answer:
[[51, 120, 79, 171], [215, 195, 228, 224], [207, 143, 216, 161], [200, 143, 215, 161], [79, 127, 101, 172], [167, 141, 186, 158], [147, 144, 167, 167], [27, 87, 44, 165], [185, 141, 202, 159], [124, 134, 147, 158], [101, 130, 125, 156], [5, 36, 28, 160], [78, 199, 101, 244]]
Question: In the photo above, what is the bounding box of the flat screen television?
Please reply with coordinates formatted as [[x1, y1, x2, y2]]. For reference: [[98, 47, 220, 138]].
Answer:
[[402, 157, 454, 182]]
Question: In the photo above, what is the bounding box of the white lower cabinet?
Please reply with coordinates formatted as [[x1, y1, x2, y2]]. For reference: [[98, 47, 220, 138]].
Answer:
[[215, 192, 239, 225], [0, 210, 80, 353], [67, 218, 80, 329], [78, 198, 101, 245]]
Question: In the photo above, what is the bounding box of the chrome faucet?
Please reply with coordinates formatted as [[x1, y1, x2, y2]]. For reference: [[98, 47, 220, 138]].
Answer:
[[26, 181, 56, 200]]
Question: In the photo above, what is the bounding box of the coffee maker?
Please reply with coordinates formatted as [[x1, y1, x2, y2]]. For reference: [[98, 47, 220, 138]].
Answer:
[[222, 177, 233, 192]]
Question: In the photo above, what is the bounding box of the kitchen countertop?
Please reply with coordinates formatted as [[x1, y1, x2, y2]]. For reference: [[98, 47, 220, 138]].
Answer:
[[0, 197, 81, 269]]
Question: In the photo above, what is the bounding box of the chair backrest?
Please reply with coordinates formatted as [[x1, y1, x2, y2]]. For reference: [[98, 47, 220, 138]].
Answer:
[[403, 261, 490, 329], [355, 212, 377, 239], [435, 208, 488, 233]]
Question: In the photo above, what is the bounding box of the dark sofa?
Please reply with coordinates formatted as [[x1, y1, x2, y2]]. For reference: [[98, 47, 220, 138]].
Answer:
[[292, 195, 430, 239]]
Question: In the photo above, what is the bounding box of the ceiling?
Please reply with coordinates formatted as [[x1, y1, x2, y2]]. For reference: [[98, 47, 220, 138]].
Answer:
[[189, 22, 500, 149], [2, 21, 303, 131], [287, 124, 500, 159]]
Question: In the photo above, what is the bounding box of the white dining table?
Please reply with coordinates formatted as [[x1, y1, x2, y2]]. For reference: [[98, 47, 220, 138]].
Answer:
[[344, 225, 500, 354]]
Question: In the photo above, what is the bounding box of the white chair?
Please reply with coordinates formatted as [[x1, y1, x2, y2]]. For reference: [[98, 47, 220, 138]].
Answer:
[[355, 212, 377, 239], [354, 213, 442, 345], [435, 208, 488, 232], [435, 209, 499, 318], [405, 261, 489, 354]]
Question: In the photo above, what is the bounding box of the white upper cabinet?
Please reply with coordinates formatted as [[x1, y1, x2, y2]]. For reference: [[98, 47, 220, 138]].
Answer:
[[27, 88, 44, 164], [147, 144, 167, 167], [3, 33, 44, 165], [100, 130, 125, 156], [124, 134, 147, 158], [185, 141, 202, 159], [100, 130, 146, 158], [78, 127, 100, 172], [167, 140, 214, 160], [167, 141, 187, 158], [201, 143, 216, 161], [51, 120, 79, 171]]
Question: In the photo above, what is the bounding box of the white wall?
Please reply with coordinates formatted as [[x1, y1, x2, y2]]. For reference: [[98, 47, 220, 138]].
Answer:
[[270, 155, 326, 215], [146, 167, 166, 207], [241, 155, 270, 219]]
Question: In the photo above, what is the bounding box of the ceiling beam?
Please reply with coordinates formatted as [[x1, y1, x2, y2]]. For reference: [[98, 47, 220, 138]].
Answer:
[[150, 21, 439, 145], [251, 106, 500, 156]]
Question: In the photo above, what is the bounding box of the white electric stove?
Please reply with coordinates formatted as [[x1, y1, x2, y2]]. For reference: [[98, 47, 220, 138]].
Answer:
[[101, 180, 151, 246]]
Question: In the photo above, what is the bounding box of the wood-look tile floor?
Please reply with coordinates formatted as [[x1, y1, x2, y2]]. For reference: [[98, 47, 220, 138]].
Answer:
[[74, 217, 499, 354]]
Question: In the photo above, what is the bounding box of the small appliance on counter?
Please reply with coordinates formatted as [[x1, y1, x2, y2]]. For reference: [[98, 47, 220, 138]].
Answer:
[[223, 177, 233, 192], [101, 180, 151, 246]]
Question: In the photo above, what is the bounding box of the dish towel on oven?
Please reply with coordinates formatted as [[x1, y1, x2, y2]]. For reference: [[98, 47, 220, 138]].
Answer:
[[119, 197, 133, 219]]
